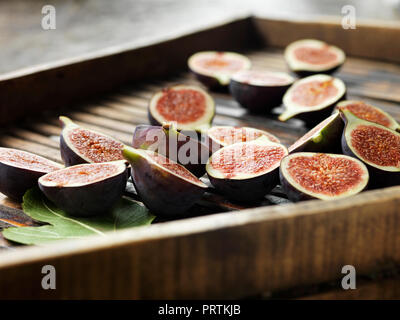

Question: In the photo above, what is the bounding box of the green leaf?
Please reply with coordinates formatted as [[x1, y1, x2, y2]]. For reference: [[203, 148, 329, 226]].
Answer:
[[2, 188, 155, 245]]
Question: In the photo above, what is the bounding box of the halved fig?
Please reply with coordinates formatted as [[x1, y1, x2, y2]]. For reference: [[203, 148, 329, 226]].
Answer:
[[38, 161, 128, 217], [132, 123, 211, 177], [229, 69, 294, 113], [279, 74, 346, 126], [336, 100, 400, 131], [60, 116, 125, 166], [0, 148, 63, 201], [288, 112, 343, 153], [340, 109, 400, 187], [207, 126, 280, 153], [280, 152, 368, 202], [123, 146, 207, 216], [148, 84, 215, 132], [206, 137, 288, 202], [188, 51, 251, 90], [284, 39, 345, 77]]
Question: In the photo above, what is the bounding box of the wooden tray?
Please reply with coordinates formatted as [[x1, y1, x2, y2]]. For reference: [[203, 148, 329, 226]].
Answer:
[[1, 16, 400, 299]]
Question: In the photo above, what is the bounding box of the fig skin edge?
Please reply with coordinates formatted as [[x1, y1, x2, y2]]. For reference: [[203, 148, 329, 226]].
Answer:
[[123, 146, 207, 217], [59, 116, 124, 167], [279, 75, 347, 127], [0, 150, 63, 201], [38, 161, 129, 217], [340, 109, 400, 188], [229, 72, 294, 113], [280, 153, 369, 202], [206, 139, 288, 203], [132, 123, 211, 177]]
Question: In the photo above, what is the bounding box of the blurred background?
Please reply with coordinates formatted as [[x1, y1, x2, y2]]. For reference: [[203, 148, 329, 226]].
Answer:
[[1, 0, 399, 74]]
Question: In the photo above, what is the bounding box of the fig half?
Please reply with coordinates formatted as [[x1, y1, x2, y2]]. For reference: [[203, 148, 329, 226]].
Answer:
[[284, 39, 345, 77], [279, 74, 346, 126], [123, 146, 207, 217], [280, 152, 368, 201], [288, 112, 344, 153], [38, 161, 128, 217], [229, 69, 294, 113], [206, 137, 288, 202], [188, 51, 251, 90], [207, 125, 280, 152], [336, 100, 400, 131], [148, 85, 215, 132], [60, 116, 125, 166], [340, 109, 400, 187], [0, 148, 63, 201], [132, 123, 211, 177]]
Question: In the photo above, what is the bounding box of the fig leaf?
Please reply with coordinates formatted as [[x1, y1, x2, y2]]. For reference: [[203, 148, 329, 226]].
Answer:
[[2, 188, 155, 245]]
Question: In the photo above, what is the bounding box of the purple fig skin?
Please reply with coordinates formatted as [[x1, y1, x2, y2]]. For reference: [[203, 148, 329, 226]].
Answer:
[[294, 92, 346, 127], [59, 116, 124, 167], [279, 168, 314, 202], [229, 80, 291, 114], [288, 112, 344, 154], [280, 153, 369, 202], [208, 169, 279, 203], [341, 132, 400, 189], [191, 72, 229, 92], [291, 65, 343, 78], [39, 162, 128, 217], [124, 147, 207, 217], [340, 109, 400, 189], [132, 124, 211, 177], [60, 133, 88, 167], [0, 159, 63, 202]]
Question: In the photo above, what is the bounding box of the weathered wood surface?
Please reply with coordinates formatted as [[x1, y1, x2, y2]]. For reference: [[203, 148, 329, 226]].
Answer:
[[1, 17, 400, 299]]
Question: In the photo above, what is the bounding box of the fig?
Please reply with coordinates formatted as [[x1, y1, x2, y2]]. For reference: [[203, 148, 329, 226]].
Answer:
[[206, 137, 288, 202], [229, 69, 294, 113], [0, 148, 63, 201], [132, 123, 211, 177], [340, 109, 400, 187], [336, 100, 400, 131], [284, 39, 346, 77], [279, 74, 346, 126], [38, 161, 128, 217], [280, 152, 369, 202], [207, 125, 280, 152], [60, 116, 125, 166], [123, 146, 207, 216], [187, 51, 251, 90], [148, 84, 215, 132], [288, 112, 344, 153]]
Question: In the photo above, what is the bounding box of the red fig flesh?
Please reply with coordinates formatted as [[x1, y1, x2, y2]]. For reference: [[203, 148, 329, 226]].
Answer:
[[123, 146, 207, 217], [38, 161, 128, 217], [188, 51, 251, 89], [0, 148, 63, 201], [341, 109, 400, 187], [148, 85, 215, 132], [280, 152, 368, 201], [229, 69, 294, 113], [206, 137, 288, 202], [60, 116, 124, 166], [279, 74, 346, 126], [285, 39, 345, 77], [207, 126, 280, 152], [336, 100, 400, 131]]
